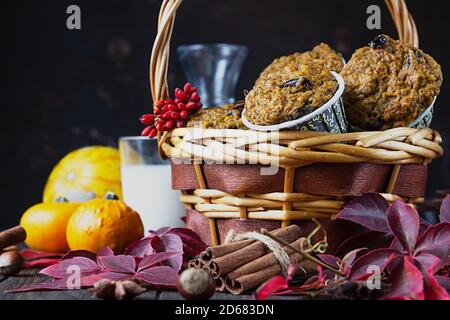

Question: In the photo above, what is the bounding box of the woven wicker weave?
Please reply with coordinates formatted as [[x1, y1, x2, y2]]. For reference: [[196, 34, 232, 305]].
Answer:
[[148, 0, 443, 245]]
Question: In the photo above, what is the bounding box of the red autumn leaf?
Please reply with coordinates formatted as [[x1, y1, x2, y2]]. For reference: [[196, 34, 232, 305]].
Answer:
[[413, 252, 441, 272], [40, 257, 100, 278], [254, 265, 297, 299], [435, 275, 450, 291], [151, 227, 173, 236], [386, 200, 420, 255], [335, 193, 390, 233], [23, 258, 61, 268], [96, 247, 115, 269], [423, 273, 450, 300], [137, 251, 182, 272], [255, 275, 289, 300], [388, 218, 431, 251], [124, 228, 206, 263], [440, 195, 450, 223], [10, 227, 207, 294], [169, 228, 207, 257], [336, 231, 392, 257], [150, 235, 165, 252], [160, 233, 183, 271], [61, 250, 97, 261], [389, 237, 404, 252], [295, 266, 327, 291], [388, 217, 431, 252], [381, 257, 425, 300], [340, 248, 367, 274], [97, 247, 114, 257], [349, 248, 398, 281], [296, 276, 322, 291], [8, 272, 132, 293], [97, 255, 136, 274], [414, 253, 450, 300], [414, 223, 450, 261], [389, 221, 431, 251], [419, 218, 431, 229], [137, 266, 179, 287], [124, 237, 154, 257], [317, 254, 340, 269], [80, 272, 132, 287], [20, 249, 64, 260]]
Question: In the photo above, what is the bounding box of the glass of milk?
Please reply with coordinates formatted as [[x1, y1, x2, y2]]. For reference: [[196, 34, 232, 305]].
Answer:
[[119, 137, 185, 231]]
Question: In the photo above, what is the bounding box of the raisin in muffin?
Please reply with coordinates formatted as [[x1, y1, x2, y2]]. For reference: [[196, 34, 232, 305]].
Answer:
[[245, 63, 338, 125], [257, 43, 344, 83], [341, 34, 443, 130], [186, 104, 245, 129]]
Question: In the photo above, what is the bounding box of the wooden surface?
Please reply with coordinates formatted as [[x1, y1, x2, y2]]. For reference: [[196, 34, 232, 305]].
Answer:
[[0, 268, 304, 300]]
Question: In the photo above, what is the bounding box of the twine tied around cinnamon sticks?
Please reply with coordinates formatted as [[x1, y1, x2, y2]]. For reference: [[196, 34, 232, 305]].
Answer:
[[189, 222, 330, 295], [223, 229, 291, 278]]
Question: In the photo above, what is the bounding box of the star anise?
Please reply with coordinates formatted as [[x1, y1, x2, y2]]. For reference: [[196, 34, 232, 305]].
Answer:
[[91, 279, 146, 300]]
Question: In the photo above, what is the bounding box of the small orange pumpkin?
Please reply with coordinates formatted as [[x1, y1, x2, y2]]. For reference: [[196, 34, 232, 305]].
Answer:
[[20, 199, 80, 252], [66, 192, 144, 254]]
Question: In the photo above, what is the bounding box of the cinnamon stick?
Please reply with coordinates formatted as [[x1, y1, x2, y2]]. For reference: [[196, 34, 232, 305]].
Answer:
[[226, 259, 315, 295], [199, 239, 253, 263], [188, 259, 203, 269], [225, 238, 317, 294], [199, 225, 301, 263], [208, 225, 302, 277], [226, 264, 282, 295], [192, 225, 324, 295], [0, 226, 26, 251], [188, 258, 227, 292], [227, 238, 315, 281], [215, 277, 226, 292]]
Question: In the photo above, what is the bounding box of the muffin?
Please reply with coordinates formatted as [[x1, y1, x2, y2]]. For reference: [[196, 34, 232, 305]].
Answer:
[[341, 34, 443, 130], [245, 63, 339, 126], [257, 43, 344, 83], [186, 104, 245, 129]]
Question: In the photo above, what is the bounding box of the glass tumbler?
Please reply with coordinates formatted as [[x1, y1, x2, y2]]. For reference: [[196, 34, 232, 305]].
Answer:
[[119, 137, 185, 231], [177, 43, 248, 107]]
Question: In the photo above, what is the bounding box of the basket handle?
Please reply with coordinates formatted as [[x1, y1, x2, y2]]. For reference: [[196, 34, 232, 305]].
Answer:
[[384, 0, 419, 47], [149, 0, 419, 145]]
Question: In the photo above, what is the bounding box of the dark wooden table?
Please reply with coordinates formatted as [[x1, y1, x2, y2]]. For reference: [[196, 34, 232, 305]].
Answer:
[[0, 268, 302, 300]]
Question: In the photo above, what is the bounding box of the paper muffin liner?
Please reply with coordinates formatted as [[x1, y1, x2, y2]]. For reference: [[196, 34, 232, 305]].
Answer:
[[408, 97, 436, 129], [242, 71, 348, 133]]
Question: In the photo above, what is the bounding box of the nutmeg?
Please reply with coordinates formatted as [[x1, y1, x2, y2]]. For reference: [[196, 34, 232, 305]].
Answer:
[[0, 248, 24, 276], [177, 268, 216, 300]]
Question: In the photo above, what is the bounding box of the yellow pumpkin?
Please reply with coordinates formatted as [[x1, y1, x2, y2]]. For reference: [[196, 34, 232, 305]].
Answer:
[[43, 146, 122, 203], [20, 201, 80, 252], [66, 193, 144, 254]]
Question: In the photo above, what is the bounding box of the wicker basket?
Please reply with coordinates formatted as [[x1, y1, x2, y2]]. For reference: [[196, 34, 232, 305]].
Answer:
[[149, 0, 443, 247]]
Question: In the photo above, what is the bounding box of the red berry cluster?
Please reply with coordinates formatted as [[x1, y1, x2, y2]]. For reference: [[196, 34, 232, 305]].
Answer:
[[140, 83, 202, 138]]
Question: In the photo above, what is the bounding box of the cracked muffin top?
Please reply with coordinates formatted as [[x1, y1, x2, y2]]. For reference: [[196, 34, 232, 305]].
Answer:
[[245, 63, 338, 126], [256, 43, 344, 83], [341, 34, 443, 130], [186, 104, 245, 129]]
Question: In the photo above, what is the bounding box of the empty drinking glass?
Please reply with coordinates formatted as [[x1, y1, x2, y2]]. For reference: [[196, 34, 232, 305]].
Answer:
[[177, 43, 248, 107]]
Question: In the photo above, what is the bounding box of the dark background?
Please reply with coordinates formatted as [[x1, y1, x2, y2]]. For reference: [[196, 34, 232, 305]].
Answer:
[[1, 0, 449, 229]]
